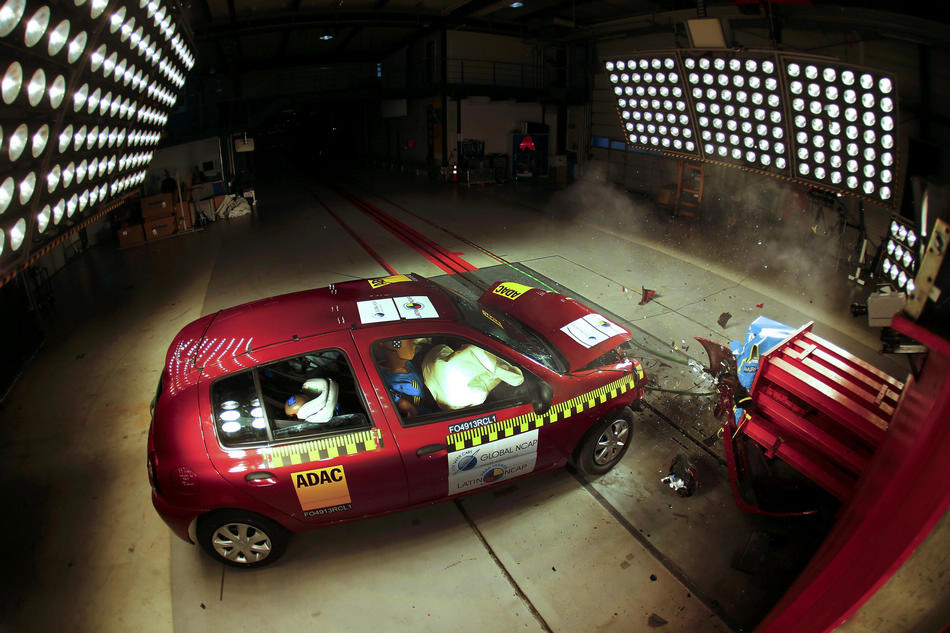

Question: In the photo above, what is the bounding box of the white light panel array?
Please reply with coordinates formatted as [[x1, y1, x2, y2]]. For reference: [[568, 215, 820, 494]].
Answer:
[[0, 0, 195, 264], [881, 215, 919, 293], [781, 57, 897, 203], [604, 51, 899, 206], [606, 56, 698, 156], [684, 53, 789, 173]]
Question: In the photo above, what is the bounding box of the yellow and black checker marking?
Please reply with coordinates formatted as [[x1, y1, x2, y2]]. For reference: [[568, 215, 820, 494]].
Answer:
[[368, 274, 412, 288], [269, 429, 383, 468], [445, 375, 638, 451]]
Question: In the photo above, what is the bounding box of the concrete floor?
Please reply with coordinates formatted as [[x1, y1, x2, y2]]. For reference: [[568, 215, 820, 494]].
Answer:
[[0, 161, 916, 632]]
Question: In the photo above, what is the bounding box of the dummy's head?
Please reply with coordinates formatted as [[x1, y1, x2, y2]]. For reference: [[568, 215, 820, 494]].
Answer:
[[284, 377, 338, 423], [377, 338, 418, 363], [284, 393, 311, 417]]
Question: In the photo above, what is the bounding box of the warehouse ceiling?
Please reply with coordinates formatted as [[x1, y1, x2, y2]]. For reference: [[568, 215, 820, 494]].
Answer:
[[180, 0, 949, 74]]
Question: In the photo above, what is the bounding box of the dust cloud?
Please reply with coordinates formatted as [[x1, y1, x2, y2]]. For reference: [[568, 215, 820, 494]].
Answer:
[[545, 159, 868, 306]]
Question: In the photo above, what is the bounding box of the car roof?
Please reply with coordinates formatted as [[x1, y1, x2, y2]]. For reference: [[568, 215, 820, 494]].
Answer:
[[163, 276, 461, 390]]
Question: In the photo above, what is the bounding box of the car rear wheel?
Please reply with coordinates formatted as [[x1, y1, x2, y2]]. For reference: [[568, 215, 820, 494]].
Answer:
[[572, 407, 635, 476], [197, 510, 289, 568]]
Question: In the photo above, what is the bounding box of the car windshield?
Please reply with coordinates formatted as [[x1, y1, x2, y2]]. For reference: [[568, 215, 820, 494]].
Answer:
[[435, 282, 567, 373], [577, 339, 639, 372]]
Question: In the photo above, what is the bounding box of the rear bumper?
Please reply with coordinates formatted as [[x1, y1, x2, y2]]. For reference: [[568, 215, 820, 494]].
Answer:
[[152, 489, 201, 544]]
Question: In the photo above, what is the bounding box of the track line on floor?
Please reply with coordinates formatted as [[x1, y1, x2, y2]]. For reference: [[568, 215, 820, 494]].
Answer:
[[453, 498, 554, 633], [333, 186, 477, 275], [312, 191, 397, 276], [357, 188, 558, 292], [570, 469, 739, 632]]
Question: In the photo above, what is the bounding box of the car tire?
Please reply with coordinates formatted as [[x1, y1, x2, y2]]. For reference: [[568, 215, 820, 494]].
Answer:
[[572, 407, 635, 476], [197, 510, 289, 568]]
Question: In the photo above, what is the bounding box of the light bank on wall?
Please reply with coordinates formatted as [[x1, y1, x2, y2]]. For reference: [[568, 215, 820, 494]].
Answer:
[[0, 0, 195, 288]]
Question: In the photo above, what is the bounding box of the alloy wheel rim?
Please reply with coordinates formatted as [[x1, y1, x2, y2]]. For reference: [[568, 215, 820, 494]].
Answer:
[[593, 418, 630, 465]]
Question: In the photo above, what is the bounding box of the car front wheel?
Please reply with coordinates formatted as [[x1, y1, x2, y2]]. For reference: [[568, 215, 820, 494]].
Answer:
[[197, 510, 289, 568], [572, 407, 635, 476]]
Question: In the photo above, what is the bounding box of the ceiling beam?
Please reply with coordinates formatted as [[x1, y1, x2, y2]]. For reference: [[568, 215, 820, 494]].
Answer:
[[194, 10, 534, 40]]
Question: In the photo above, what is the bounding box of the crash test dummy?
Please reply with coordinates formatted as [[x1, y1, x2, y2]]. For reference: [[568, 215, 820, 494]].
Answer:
[[282, 378, 340, 426], [376, 339, 429, 417]]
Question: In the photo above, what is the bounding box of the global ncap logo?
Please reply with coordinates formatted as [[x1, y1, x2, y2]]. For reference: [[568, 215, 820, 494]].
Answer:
[[458, 455, 478, 471]]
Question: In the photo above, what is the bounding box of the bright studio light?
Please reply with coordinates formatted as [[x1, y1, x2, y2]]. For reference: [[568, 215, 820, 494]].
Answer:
[[607, 50, 900, 205], [683, 53, 785, 169], [880, 215, 920, 294], [0, 0, 28, 38], [782, 56, 897, 202], [605, 55, 696, 154], [0, 0, 194, 261]]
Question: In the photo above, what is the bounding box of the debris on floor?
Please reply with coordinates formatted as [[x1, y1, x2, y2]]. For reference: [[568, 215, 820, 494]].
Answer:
[[648, 613, 669, 627], [660, 454, 697, 497], [717, 312, 732, 328], [670, 339, 689, 352], [640, 286, 656, 305]]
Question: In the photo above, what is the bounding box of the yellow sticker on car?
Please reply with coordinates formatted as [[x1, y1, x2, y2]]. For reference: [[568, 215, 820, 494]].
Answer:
[[481, 309, 504, 329], [292, 465, 353, 517], [492, 282, 533, 300], [445, 373, 640, 451], [368, 274, 412, 288]]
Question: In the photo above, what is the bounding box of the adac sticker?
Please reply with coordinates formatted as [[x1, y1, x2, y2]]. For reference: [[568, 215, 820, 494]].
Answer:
[[492, 282, 533, 301], [292, 465, 353, 517], [368, 274, 411, 289], [448, 429, 538, 494]]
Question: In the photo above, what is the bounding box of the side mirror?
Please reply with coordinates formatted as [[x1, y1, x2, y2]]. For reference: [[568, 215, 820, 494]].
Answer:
[[532, 379, 554, 415]]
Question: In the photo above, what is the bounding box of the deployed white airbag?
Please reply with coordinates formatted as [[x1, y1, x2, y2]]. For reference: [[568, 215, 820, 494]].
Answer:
[[422, 344, 524, 410]]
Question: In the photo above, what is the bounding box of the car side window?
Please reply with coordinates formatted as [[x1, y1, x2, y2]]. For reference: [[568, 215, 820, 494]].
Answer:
[[371, 335, 533, 426], [212, 349, 371, 448]]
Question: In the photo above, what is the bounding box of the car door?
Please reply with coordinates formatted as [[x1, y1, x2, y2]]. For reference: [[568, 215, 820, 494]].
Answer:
[[353, 325, 559, 506], [202, 333, 410, 524]]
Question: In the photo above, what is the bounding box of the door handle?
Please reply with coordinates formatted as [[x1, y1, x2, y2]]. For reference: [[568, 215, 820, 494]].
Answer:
[[245, 471, 278, 486], [416, 444, 447, 457]]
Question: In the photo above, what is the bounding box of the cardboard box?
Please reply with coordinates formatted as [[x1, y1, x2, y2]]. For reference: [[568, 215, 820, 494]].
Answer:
[[190, 182, 214, 201], [657, 184, 677, 206], [144, 215, 176, 241], [190, 180, 226, 201], [175, 202, 193, 231], [141, 193, 174, 219], [117, 224, 145, 248]]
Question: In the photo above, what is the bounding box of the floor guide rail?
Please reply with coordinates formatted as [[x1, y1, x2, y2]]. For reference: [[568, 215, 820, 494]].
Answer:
[[332, 185, 478, 275], [312, 191, 397, 276]]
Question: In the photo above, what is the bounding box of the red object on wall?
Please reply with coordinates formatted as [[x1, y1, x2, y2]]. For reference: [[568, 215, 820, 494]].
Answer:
[[754, 314, 950, 633]]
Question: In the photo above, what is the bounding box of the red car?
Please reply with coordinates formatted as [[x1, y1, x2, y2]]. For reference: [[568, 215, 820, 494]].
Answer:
[[148, 274, 645, 567]]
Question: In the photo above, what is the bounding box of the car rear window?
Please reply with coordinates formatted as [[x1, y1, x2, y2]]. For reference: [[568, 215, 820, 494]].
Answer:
[[211, 349, 371, 448]]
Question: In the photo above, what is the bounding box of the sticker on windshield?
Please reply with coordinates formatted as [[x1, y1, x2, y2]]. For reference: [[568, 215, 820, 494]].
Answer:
[[492, 282, 533, 301], [560, 313, 626, 348], [368, 274, 411, 289], [448, 429, 538, 495], [292, 464, 353, 517], [357, 296, 439, 324]]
